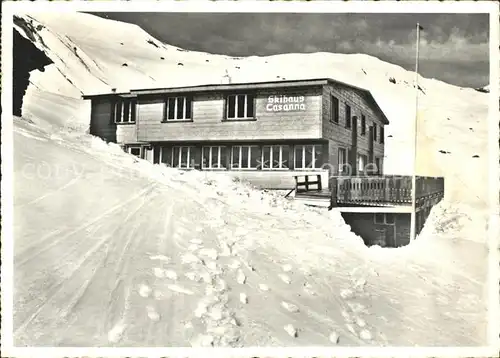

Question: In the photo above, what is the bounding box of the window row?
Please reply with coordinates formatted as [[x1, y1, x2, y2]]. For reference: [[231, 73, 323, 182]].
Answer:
[[161, 94, 255, 122], [138, 144, 323, 170], [330, 95, 384, 144], [114, 94, 256, 124]]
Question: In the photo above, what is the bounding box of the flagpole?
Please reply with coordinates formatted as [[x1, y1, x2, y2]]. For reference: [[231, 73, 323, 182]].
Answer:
[[410, 23, 421, 243]]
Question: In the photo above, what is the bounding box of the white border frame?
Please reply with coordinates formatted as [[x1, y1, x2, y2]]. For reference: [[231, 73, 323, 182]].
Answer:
[[2, 1, 499, 357]]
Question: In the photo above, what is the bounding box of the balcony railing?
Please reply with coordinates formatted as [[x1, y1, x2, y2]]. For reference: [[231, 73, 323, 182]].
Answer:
[[294, 175, 445, 207]]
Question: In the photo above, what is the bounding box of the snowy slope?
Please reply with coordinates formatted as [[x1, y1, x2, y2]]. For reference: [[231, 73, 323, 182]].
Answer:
[[13, 118, 489, 347], [11, 12, 494, 348], [16, 12, 491, 207]]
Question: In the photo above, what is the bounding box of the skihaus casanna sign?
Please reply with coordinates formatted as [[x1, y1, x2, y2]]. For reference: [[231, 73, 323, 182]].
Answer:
[[266, 95, 306, 112]]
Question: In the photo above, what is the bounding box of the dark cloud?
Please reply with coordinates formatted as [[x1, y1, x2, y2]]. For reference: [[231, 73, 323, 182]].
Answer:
[[89, 12, 489, 88]]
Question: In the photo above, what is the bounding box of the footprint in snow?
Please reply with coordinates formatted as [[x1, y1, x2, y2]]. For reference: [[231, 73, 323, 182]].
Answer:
[[236, 269, 246, 284], [284, 324, 298, 337], [149, 254, 171, 263], [278, 273, 291, 284], [153, 267, 165, 278], [329, 332, 340, 344], [259, 284, 269, 291], [107, 321, 127, 343], [240, 293, 248, 304], [146, 305, 160, 322], [167, 284, 194, 295], [164, 270, 178, 280], [359, 329, 372, 341], [340, 288, 355, 300], [355, 317, 366, 328], [281, 301, 299, 313], [138, 284, 152, 298]]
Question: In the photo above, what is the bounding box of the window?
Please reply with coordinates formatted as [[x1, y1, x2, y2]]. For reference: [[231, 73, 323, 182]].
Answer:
[[361, 115, 366, 135], [294, 145, 322, 170], [338, 147, 348, 173], [380, 126, 385, 144], [231, 146, 260, 169], [345, 104, 351, 129], [163, 96, 192, 121], [128, 146, 141, 157], [262, 145, 290, 170], [385, 213, 395, 224], [171, 146, 196, 168], [226, 94, 255, 119], [374, 213, 384, 224], [202, 146, 226, 169], [375, 157, 381, 174], [331, 95, 339, 123], [373, 123, 378, 142], [357, 153, 368, 173], [114, 99, 136, 123], [374, 213, 395, 225]]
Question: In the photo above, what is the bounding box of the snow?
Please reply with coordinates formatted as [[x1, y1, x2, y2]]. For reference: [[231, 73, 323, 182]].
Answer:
[[9, 11, 496, 350]]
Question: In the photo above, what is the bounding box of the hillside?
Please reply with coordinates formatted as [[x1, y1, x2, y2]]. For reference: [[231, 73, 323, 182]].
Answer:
[[10, 11, 494, 348]]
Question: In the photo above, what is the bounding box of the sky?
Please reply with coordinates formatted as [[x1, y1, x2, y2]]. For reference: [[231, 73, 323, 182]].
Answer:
[[91, 12, 490, 88]]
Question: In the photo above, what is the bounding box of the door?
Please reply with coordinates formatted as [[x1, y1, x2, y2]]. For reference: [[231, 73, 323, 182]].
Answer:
[[385, 224, 396, 247], [144, 146, 154, 162]]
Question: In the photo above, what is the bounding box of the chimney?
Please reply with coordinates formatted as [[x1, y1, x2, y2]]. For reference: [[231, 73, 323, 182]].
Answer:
[[111, 88, 117, 93]]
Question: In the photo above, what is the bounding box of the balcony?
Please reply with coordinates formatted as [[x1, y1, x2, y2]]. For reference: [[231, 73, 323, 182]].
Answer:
[[294, 175, 445, 208]]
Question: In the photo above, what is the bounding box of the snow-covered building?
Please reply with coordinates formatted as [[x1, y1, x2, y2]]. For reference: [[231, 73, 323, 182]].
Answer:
[[82, 78, 444, 248], [83, 78, 388, 187]]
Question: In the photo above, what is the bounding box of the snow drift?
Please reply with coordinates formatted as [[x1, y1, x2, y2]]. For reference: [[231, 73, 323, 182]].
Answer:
[[10, 11, 493, 348]]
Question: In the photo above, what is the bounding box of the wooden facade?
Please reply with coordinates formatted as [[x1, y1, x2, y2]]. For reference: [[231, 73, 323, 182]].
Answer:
[[83, 78, 389, 189]]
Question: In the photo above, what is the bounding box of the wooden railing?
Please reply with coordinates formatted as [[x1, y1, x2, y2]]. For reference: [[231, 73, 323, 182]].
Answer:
[[415, 176, 444, 200], [335, 176, 413, 204], [294, 174, 445, 206]]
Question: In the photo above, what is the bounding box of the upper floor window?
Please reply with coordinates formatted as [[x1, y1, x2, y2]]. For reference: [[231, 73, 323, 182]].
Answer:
[[231, 145, 260, 169], [373, 123, 378, 141], [345, 104, 351, 129], [361, 115, 366, 136], [294, 144, 322, 170], [262, 145, 290, 170], [202, 146, 226, 169], [226, 94, 255, 120], [114, 99, 136, 124], [331, 95, 339, 123], [164, 96, 192, 121], [380, 126, 385, 144]]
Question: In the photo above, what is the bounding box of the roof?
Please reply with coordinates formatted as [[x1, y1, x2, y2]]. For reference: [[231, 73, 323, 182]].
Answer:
[[82, 77, 389, 124]]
